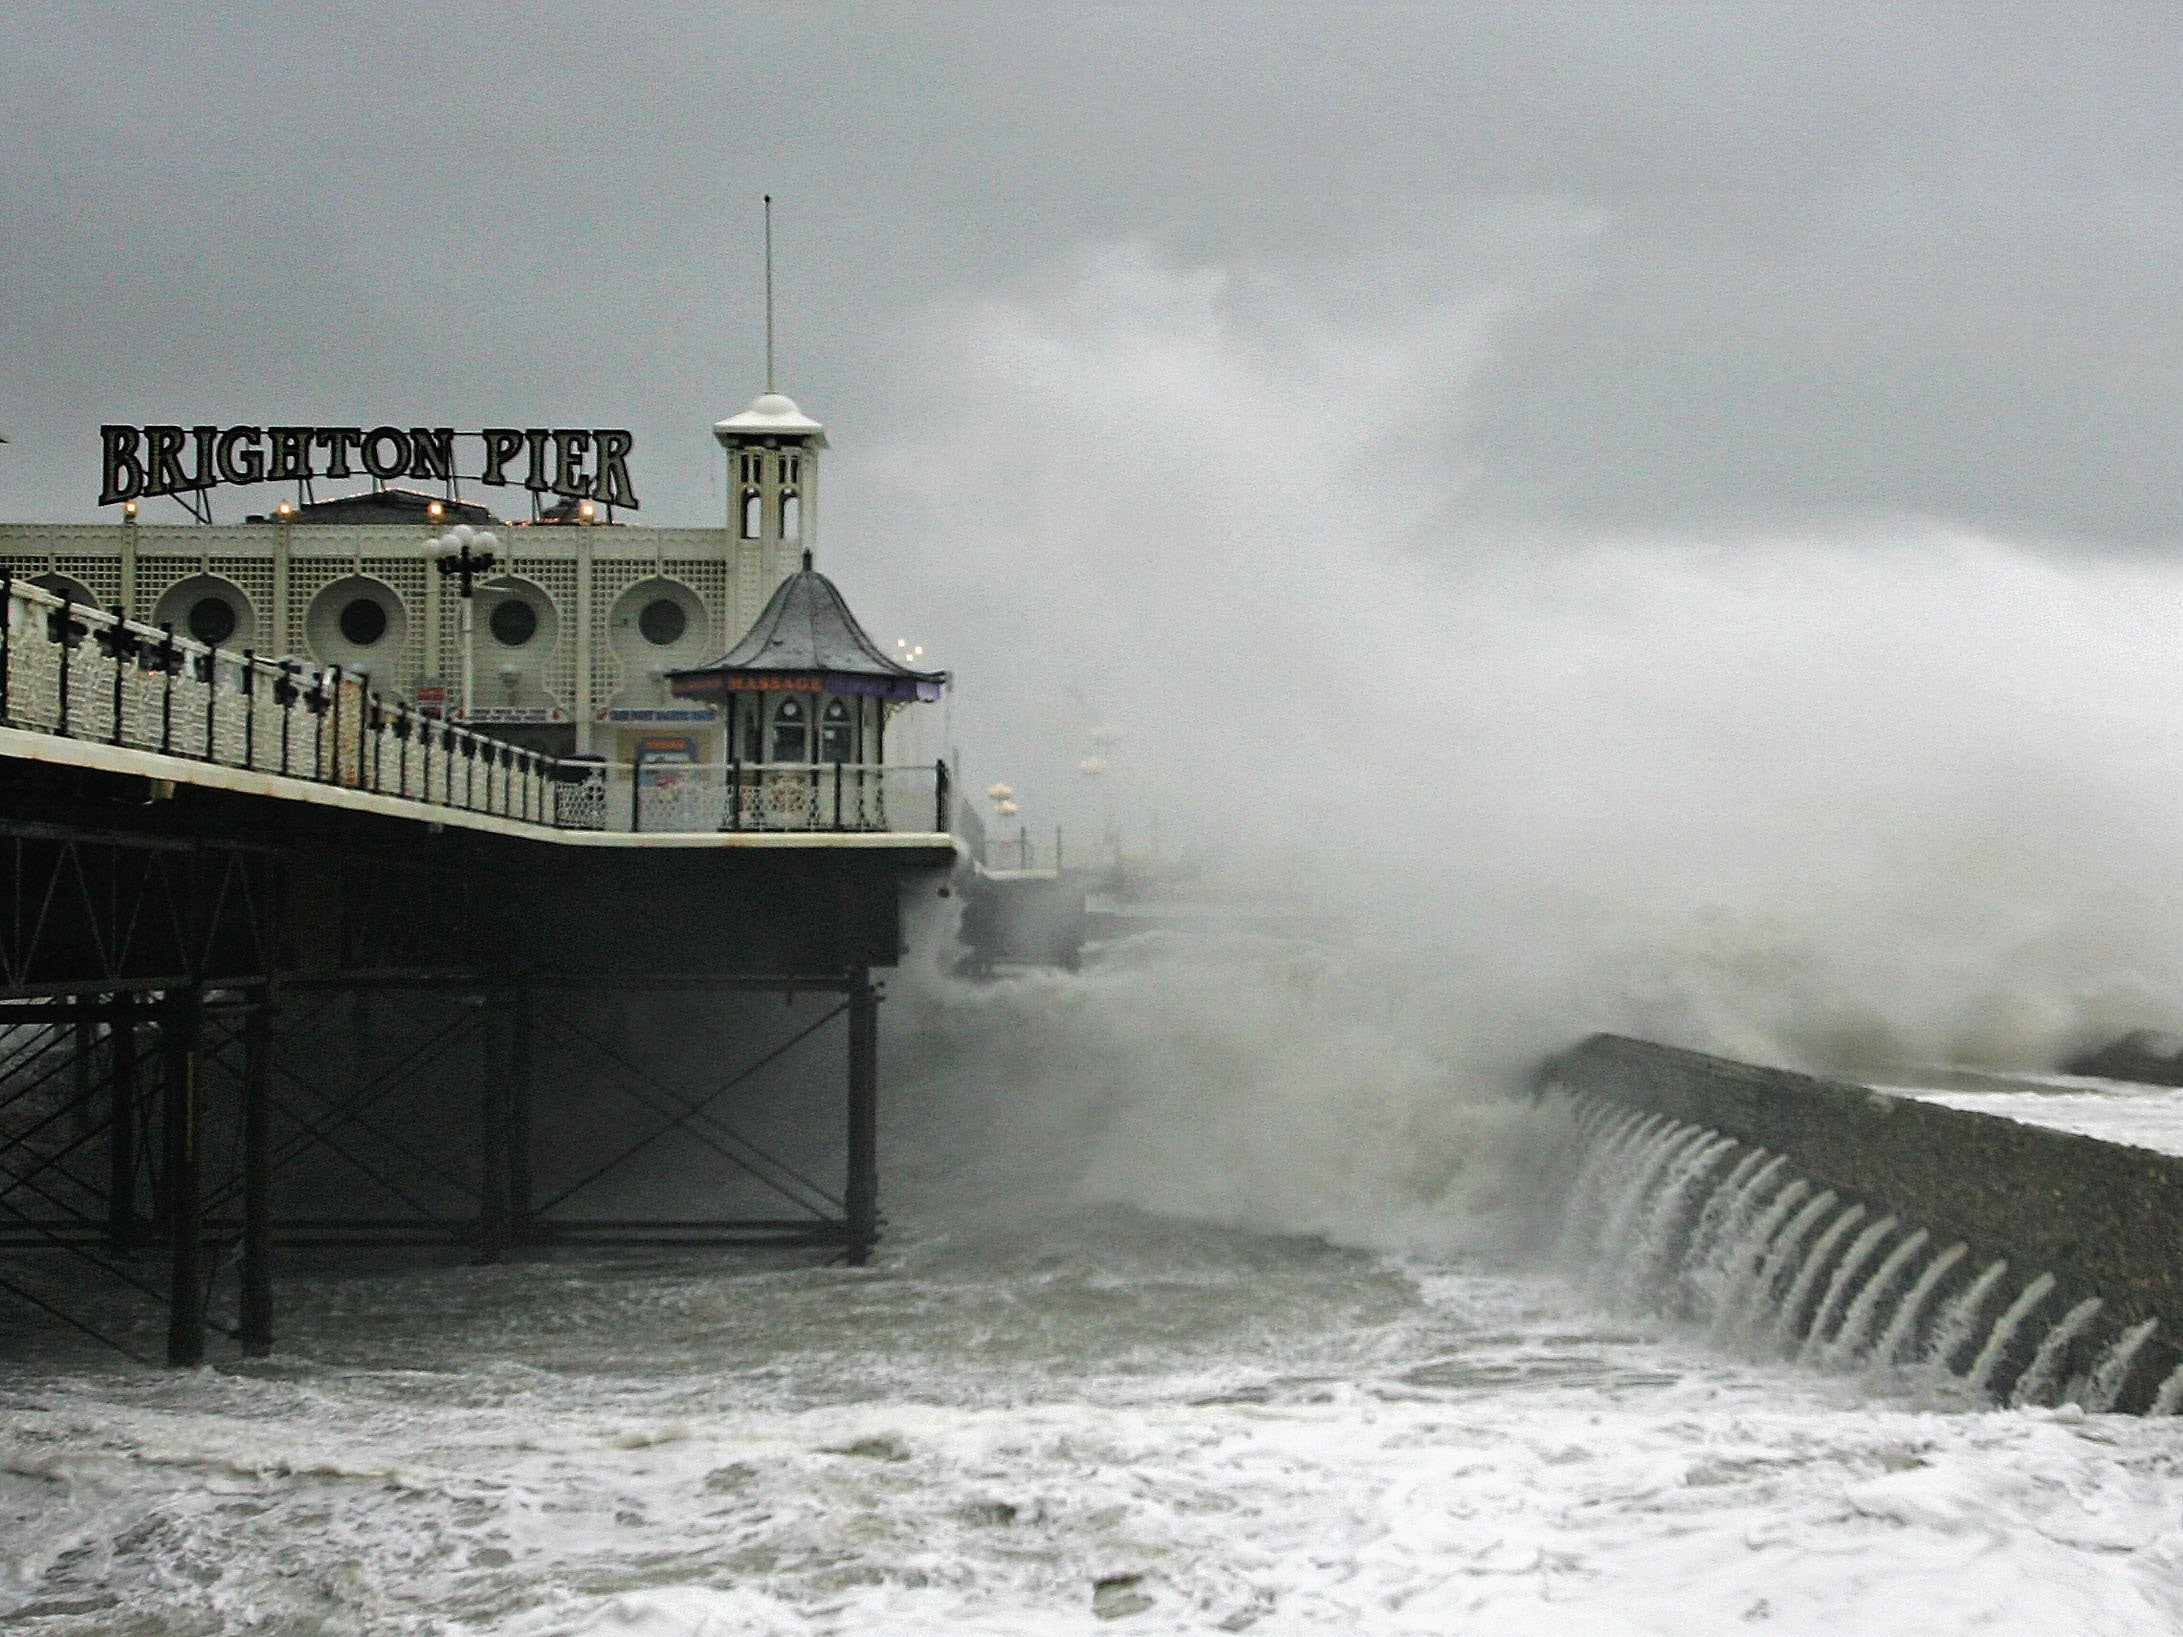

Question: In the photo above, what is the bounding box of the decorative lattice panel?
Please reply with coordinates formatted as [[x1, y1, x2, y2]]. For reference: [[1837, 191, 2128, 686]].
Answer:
[[498, 553, 579, 714], [211, 557, 278, 623], [361, 558, 430, 691], [133, 558, 279, 641], [587, 558, 735, 705], [50, 556, 124, 605], [287, 557, 430, 686]]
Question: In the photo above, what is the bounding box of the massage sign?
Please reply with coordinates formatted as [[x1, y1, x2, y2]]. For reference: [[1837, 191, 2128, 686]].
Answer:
[[98, 424, 640, 510]]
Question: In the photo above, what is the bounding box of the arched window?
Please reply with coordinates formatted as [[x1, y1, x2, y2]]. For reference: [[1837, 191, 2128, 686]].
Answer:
[[740, 489, 762, 539], [780, 489, 800, 542], [819, 696, 853, 763], [770, 695, 807, 762]]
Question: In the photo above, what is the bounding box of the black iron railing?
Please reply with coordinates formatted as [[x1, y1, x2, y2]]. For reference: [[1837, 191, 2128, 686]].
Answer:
[[0, 578, 954, 839]]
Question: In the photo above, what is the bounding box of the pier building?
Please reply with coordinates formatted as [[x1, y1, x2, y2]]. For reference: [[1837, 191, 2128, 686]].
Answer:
[[1, 393, 834, 769]]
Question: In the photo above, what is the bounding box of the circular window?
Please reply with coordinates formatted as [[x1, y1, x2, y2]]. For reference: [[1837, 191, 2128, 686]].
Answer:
[[186, 596, 238, 645], [638, 597, 688, 646], [338, 597, 388, 646], [489, 597, 539, 647]]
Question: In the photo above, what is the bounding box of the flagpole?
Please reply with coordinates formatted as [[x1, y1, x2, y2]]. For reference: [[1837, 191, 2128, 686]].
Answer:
[[763, 194, 775, 393]]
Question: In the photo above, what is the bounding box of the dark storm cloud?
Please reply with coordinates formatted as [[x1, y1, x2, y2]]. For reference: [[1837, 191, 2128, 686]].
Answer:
[[2, 2, 2179, 543]]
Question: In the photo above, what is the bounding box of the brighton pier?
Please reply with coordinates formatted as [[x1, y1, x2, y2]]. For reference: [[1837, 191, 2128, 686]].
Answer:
[[0, 389, 968, 1367], [97, 424, 643, 512]]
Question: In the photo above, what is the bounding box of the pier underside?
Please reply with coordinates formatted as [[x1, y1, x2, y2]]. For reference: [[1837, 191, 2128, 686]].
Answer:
[[0, 753, 955, 1364]]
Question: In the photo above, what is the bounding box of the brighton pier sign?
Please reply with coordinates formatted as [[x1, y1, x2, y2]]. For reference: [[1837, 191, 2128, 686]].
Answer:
[[99, 424, 640, 509]]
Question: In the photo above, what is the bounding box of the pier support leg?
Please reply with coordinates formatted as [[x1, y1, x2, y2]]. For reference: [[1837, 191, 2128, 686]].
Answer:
[[239, 988, 274, 1357], [161, 986, 204, 1367], [108, 999, 138, 1253], [845, 971, 879, 1266], [507, 987, 533, 1240], [71, 1016, 94, 1132], [477, 993, 511, 1265]]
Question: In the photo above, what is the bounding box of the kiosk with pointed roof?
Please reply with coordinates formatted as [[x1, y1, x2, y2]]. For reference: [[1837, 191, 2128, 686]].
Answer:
[[668, 548, 947, 830]]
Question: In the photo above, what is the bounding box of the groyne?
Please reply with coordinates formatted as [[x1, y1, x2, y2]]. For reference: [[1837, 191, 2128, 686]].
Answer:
[[1539, 1034, 2183, 1412]]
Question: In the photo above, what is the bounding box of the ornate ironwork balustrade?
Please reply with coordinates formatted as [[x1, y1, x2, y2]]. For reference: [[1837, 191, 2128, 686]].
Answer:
[[0, 578, 951, 837]]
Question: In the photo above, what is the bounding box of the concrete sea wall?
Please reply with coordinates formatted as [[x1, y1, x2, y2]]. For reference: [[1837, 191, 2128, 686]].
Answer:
[[1538, 1033, 2183, 1408]]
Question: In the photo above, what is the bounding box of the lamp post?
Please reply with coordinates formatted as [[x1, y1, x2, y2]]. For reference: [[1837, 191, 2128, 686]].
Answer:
[[422, 524, 499, 722], [986, 781, 1023, 868]]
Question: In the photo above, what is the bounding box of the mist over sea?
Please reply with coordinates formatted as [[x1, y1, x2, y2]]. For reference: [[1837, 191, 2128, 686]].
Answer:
[[14, 241, 2183, 1632]]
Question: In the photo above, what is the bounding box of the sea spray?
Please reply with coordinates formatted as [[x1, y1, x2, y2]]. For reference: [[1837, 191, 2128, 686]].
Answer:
[[1798, 1217, 1897, 1363], [1598, 1123, 1711, 1274], [1825, 1227, 1931, 1367], [1634, 1133, 1736, 1294], [1733, 1188, 1838, 1349], [1680, 1150, 1772, 1281], [2083, 1319, 2159, 1413], [1686, 1154, 1789, 1312], [1870, 1242, 1967, 1366], [2151, 1362, 2183, 1416], [1708, 1180, 1811, 1344], [2010, 1296, 2105, 1408], [1550, 1105, 2163, 1414], [1928, 1259, 2012, 1374], [1556, 1109, 1663, 1266], [1968, 1273, 2059, 1398], [1772, 1203, 1866, 1350]]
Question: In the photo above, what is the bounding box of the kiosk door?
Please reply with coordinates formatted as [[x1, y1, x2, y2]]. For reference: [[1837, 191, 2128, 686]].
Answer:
[[633, 735, 706, 833]]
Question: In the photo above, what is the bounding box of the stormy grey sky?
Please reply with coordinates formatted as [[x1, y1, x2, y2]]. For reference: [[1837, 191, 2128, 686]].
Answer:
[[6, 1, 2182, 546]]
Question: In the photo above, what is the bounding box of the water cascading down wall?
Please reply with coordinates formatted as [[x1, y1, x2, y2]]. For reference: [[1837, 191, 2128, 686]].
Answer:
[[1540, 1035, 2183, 1415]]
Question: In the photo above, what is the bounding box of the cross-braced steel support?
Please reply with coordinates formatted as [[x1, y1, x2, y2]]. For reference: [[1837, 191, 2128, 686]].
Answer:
[[1, 968, 891, 1362], [0, 986, 276, 1365]]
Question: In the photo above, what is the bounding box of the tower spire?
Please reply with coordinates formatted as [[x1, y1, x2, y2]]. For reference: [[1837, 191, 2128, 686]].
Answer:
[[763, 194, 776, 393]]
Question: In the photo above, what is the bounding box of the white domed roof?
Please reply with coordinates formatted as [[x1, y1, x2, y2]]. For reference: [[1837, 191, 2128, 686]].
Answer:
[[713, 389, 828, 446]]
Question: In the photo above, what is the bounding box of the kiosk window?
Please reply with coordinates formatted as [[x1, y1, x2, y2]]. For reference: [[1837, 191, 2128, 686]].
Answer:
[[770, 696, 807, 762], [820, 697, 853, 762]]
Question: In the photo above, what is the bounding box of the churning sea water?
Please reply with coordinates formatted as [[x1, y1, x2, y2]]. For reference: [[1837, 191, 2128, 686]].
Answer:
[[7, 1206, 2183, 1635], [8, 932, 2183, 1634]]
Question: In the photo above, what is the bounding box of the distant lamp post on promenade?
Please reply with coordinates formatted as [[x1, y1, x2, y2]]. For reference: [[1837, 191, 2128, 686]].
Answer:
[[422, 524, 500, 721]]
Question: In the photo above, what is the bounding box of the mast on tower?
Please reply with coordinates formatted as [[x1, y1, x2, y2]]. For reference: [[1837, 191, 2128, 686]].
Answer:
[[716, 196, 827, 575]]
